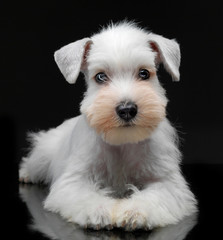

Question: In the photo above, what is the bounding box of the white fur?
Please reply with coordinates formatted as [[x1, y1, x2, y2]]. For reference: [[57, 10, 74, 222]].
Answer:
[[19, 22, 197, 231], [54, 38, 92, 84], [19, 184, 197, 239]]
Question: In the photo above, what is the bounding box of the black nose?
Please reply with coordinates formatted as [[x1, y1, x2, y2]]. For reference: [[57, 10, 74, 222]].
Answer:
[[116, 102, 138, 122]]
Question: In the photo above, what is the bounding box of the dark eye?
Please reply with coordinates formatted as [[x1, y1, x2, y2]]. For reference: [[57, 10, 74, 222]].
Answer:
[[95, 72, 108, 84], [138, 69, 150, 80]]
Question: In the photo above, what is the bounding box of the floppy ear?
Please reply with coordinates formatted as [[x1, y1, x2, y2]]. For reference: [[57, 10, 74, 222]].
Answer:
[[148, 33, 181, 81], [54, 38, 92, 84]]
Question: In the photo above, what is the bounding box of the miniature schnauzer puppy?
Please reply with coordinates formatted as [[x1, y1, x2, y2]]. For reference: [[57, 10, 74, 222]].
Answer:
[[19, 21, 197, 231]]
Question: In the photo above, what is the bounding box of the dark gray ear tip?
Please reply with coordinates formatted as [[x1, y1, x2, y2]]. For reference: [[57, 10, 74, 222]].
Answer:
[[173, 74, 180, 82]]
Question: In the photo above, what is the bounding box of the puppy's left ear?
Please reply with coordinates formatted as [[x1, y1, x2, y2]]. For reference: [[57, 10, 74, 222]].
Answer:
[[148, 34, 181, 81], [54, 38, 92, 84]]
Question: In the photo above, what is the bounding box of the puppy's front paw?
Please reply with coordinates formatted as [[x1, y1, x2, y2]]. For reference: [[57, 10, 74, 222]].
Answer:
[[118, 210, 147, 231], [46, 198, 115, 230], [114, 199, 150, 231], [83, 204, 113, 230]]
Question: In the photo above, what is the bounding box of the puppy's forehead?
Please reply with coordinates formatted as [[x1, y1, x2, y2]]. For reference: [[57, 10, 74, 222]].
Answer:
[[88, 25, 156, 72]]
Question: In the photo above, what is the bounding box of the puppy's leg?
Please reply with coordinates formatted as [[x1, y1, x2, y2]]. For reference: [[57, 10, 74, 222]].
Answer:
[[19, 131, 53, 184], [19, 117, 80, 184], [44, 173, 116, 230], [115, 173, 197, 230], [19, 128, 60, 184]]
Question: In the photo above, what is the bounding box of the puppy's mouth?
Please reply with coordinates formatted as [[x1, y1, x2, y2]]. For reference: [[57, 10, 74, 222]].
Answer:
[[122, 122, 135, 127], [120, 120, 136, 128]]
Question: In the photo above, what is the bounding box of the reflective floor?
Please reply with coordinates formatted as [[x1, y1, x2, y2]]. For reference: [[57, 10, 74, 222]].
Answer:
[[7, 164, 223, 239]]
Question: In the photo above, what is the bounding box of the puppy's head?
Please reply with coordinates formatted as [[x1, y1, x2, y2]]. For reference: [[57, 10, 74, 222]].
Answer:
[[54, 22, 181, 145]]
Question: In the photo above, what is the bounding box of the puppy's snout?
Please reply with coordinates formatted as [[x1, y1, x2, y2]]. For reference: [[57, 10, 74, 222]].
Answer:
[[116, 101, 138, 122]]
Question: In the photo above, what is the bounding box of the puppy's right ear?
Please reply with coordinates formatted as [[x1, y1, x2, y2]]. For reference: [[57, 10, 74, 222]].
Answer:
[[54, 38, 92, 84]]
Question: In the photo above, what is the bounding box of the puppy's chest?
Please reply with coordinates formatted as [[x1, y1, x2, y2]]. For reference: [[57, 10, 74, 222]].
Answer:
[[90, 145, 152, 191]]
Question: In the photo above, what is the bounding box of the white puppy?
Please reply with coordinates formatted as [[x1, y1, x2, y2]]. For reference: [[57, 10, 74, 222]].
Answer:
[[19, 21, 197, 231]]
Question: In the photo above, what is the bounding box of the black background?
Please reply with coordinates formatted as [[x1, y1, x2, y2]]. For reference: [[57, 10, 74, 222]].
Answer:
[[1, 1, 223, 239]]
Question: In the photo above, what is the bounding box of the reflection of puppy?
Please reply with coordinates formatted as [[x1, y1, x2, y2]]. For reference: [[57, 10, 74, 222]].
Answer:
[[19, 22, 197, 230], [19, 185, 197, 240]]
